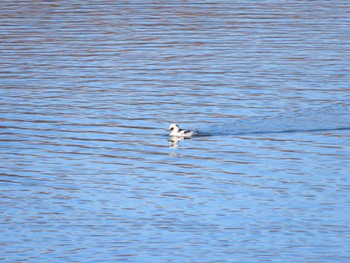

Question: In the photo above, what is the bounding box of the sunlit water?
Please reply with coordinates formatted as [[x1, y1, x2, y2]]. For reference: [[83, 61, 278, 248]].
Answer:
[[1, 1, 350, 262]]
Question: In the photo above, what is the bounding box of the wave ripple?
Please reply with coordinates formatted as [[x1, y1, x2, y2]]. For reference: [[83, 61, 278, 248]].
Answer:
[[197, 104, 350, 136]]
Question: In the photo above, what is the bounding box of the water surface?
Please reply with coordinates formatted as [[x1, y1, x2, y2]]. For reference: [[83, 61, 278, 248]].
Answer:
[[1, 1, 350, 262]]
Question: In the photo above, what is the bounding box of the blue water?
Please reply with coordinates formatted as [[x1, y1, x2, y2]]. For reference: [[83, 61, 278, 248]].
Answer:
[[1, 1, 350, 262], [195, 105, 350, 136]]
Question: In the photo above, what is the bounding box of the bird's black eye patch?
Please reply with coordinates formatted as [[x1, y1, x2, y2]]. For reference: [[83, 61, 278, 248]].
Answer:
[[170, 127, 174, 131]]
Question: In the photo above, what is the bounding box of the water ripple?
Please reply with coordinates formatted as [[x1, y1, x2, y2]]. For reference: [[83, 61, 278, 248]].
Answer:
[[1, 1, 350, 262]]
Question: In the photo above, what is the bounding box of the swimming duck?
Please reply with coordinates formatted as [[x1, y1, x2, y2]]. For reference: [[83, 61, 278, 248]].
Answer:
[[168, 124, 196, 138]]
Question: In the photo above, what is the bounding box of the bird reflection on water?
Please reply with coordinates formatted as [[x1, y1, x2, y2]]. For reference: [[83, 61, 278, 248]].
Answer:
[[168, 136, 192, 148]]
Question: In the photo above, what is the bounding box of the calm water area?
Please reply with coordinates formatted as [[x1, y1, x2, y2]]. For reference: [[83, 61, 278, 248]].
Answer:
[[1, 1, 350, 262]]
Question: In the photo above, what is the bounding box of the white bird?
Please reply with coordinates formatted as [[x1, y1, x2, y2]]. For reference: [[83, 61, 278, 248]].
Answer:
[[168, 124, 196, 138]]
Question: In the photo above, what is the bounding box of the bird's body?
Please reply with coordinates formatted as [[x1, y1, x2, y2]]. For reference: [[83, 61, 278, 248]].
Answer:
[[168, 124, 196, 138]]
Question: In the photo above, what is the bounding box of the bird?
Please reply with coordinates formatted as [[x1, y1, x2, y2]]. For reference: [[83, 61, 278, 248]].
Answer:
[[168, 124, 196, 138]]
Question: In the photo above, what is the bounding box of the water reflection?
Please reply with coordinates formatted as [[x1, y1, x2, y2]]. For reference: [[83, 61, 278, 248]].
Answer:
[[168, 136, 192, 148]]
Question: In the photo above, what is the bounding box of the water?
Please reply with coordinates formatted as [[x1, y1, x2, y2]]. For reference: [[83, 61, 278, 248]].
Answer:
[[1, 1, 350, 262]]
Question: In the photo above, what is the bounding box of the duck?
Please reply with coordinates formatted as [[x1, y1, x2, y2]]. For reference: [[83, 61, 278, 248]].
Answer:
[[168, 124, 196, 138]]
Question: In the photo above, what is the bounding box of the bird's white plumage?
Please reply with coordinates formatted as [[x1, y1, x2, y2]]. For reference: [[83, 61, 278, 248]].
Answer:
[[168, 124, 196, 138]]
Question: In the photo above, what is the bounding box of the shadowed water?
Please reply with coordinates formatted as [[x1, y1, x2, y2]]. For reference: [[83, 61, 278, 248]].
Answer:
[[196, 104, 350, 136], [1, 1, 350, 263]]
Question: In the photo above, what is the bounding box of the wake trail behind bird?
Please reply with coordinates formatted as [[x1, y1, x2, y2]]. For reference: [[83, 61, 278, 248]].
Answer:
[[196, 104, 350, 136]]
